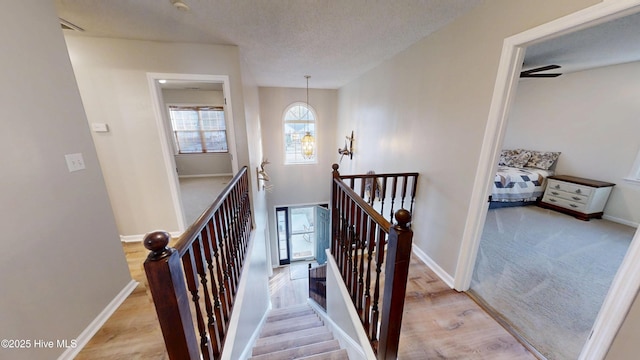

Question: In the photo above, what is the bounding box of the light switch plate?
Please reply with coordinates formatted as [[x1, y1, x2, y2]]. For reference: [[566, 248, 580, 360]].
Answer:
[[65, 153, 85, 172], [91, 123, 109, 132]]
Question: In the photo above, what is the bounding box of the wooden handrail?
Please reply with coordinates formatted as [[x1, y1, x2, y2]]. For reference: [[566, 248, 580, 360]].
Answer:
[[330, 163, 414, 359], [143, 166, 251, 360]]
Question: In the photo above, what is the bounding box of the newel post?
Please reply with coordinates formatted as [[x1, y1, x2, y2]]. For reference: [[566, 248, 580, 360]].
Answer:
[[331, 163, 341, 256], [378, 209, 413, 360], [143, 231, 200, 360]]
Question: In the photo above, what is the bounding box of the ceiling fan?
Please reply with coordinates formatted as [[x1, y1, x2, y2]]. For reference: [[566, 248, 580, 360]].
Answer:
[[520, 64, 562, 78]]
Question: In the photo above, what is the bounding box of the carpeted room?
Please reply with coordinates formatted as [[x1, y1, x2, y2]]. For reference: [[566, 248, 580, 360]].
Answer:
[[471, 205, 635, 359], [466, 15, 640, 359]]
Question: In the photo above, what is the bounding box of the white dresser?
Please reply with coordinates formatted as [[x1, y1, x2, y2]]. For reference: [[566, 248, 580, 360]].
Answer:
[[540, 175, 615, 221]]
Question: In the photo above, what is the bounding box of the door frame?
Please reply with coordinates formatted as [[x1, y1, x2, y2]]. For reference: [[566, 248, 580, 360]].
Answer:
[[455, 1, 640, 359], [147, 73, 238, 232]]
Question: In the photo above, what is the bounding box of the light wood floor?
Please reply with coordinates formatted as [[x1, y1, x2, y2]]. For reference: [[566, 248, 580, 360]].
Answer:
[[75, 242, 168, 360], [75, 242, 535, 359]]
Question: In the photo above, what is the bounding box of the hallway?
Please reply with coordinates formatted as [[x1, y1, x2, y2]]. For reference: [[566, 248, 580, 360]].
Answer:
[[75, 241, 535, 359]]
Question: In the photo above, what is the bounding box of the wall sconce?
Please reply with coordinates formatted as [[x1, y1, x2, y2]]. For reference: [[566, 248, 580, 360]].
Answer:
[[257, 159, 273, 192], [338, 131, 355, 163]]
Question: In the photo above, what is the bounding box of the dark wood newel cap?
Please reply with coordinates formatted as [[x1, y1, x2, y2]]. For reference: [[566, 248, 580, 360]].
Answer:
[[394, 209, 411, 228], [332, 163, 339, 171], [143, 231, 173, 260]]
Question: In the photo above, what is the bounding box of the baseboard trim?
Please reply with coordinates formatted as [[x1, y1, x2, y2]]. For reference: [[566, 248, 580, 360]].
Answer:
[[120, 231, 183, 243], [308, 298, 369, 360], [58, 279, 138, 360], [412, 245, 455, 289], [237, 302, 272, 360], [602, 214, 639, 228], [178, 173, 233, 179]]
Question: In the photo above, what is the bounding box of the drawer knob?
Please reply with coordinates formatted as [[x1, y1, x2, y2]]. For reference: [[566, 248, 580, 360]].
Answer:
[[551, 191, 559, 195], [549, 198, 557, 203], [570, 203, 578, 208], [554, 185, 561, 189], [572, 196, 581, 200], [575, 189, 582, 194]]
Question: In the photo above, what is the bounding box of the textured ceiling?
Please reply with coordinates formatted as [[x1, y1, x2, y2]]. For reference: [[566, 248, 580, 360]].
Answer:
[[523, 10, 640, 76], [54, 1, 640, 87], [54, 0, 483, 89]]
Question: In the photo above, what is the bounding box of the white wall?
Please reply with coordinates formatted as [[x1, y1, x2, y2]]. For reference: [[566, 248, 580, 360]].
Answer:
[[504, 61, 640, 224], [335, 0, 599, 278], [222, 54, 271, 359], [258, 87, 338, 266], [64, 36, 250, 236], [0, 2, 132, 359]]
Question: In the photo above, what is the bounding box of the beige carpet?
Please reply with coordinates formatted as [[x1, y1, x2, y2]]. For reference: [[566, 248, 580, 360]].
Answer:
[[471, 205, 635, 360], [179, 176, 232, 225]]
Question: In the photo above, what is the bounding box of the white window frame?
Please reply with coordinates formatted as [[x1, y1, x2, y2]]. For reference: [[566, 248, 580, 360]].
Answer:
[[283, 102, 317, 165], [167, 105, 228, 154]]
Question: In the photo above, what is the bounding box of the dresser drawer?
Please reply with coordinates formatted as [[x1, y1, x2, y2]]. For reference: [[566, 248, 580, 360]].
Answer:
[[546, 179, 592, 197], [540, 175, 615, 220], [545, 189, 589, 204], [541, 194, 587, 212]]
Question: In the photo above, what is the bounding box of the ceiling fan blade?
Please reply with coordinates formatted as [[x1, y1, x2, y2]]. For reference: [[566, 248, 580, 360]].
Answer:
[[520, 73, 562, 78], [520, 64, 562, 78]]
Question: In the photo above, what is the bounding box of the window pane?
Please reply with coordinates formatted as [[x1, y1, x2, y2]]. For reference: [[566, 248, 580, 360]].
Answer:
[[201, 110, 225, 130], [283, 103, 316, 164], [175, 131, 203, 153], [170, 110, 199, 130], [286, 105, 315, 121], [203, 131, 228, 152], [169, 106, 229, 154]]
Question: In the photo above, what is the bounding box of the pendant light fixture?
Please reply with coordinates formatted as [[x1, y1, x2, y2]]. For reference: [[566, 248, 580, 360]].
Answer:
[[301, 75, 315, 159]]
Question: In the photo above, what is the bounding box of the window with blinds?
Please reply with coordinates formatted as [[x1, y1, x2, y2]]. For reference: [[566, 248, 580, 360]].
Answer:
[[168, 106, 228, 153]]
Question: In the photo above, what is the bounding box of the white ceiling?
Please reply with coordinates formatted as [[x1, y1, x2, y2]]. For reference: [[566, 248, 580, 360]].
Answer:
[[522, 10, 640, 76], [54, 1, 640, 87], [54, 0, 483, 89]]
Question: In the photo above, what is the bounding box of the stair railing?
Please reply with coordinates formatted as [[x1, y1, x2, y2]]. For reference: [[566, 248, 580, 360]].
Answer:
[[337, 167, 418, 225], [308, 263, 327, 310], [331, 163, 415, 359], [143, 166, 251, 360]]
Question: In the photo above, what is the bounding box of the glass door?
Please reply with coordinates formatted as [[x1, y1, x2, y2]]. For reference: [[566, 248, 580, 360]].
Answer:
[[276, 207, 290, 265], [276, 204, 329, 265], [290, 206, 316, 261]]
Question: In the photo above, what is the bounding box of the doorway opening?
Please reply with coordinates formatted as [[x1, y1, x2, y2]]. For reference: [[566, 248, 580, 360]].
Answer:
[[276, 204, 330, 266], [147, 73, 238, 232], [456, 3, 640, 359]]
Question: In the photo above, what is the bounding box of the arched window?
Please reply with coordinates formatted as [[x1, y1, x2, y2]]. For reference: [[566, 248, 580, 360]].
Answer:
[[283, 102, 317, 164]]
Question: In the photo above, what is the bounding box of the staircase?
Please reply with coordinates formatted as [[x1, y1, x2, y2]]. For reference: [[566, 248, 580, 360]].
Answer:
[[249, 304, 349, 360]]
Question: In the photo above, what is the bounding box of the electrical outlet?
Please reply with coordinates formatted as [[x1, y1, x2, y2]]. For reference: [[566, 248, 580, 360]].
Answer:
[[65, 153, 86, 172]]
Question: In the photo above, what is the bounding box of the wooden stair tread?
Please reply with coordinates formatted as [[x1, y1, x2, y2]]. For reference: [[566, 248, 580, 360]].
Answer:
[[260, 314, 323, 337], [267, 307, 315, 322], [264, 313, 319, 328], [267, 304, 311, 317], [298, 349, 349, 360], [248, 339, 341, 360], [252, 331, 335, 356], [254, 326, 332, 348]]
